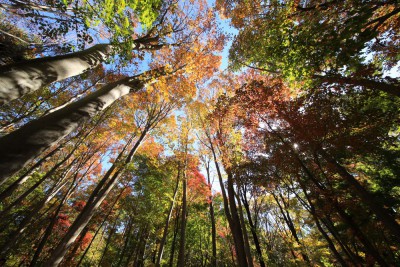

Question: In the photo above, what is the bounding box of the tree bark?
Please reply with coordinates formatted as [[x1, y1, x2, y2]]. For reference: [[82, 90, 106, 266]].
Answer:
[[0, 67, 165, 183], [0, 38, 164, 104], [177, 166, 187, 267], [209, 140, 247, 266], [76, 189, 125, 266], [235, 191, 254, 267], [318, 149, 400, 241], [0, 137, 64, 191], [272, 192, 311, 264], [226, 170, 248, 267], [156, 170, 180, 266], [241, 190, 266, 267], [0, 169, 71, 258], [29, 160, 96, 267], [0, 151, 78, 220], [205, 162, 217, 267], [114, 217, 134, 267], [169, 205, 181, 267], [0, 44, 113, 104], [294, 150, 389, 266], [134, 228, 149, 267], [333, 201, 389, 267], [45, 131, 146, 266], [270, 126, 400, 244]]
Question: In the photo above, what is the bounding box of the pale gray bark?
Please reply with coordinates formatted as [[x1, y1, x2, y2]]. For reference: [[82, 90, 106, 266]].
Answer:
[[0, 39, 164, 104], [0, 44, 113, 104], [0, 67, 163, 184]]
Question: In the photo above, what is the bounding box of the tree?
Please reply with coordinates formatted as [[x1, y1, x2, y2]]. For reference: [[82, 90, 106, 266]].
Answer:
[[0, 67, 171, 183], [224, 0, 400, 96]]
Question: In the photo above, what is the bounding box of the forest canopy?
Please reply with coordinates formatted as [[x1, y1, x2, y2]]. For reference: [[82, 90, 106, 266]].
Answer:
[[0, 0, 399, 266]]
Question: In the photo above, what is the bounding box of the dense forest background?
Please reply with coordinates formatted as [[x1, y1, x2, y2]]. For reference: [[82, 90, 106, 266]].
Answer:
[[0, 0, 399, 266]]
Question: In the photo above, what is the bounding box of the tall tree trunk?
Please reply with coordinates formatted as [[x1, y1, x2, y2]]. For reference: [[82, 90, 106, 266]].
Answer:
[[45, 130, 146, 266], [0, 153, 78, 220], [318, 149, 400, 241], [210, 145, 239, 262], [29, 161, 95, 267], [209, 140, 247, 266], [241, 190, 266, 267], [294, 151, 389, 266], [0, 108, 102, 191], [305, 198, 349, 266], [177, 166, 187, 267], [0, 44, 112, 104], [134, 228, 149, 267], [235, 191, 254, 267], [0, 171, 71, 258], [332, 200, 389, 266], [0, 67, 165, 183], [293, 179, 350, 266], [0, 77, 78, 133], [156, 170, 180, 266], [225, 170, 249, 267], [124, 229, 141, 267], [321, 216, 363, 265], [98, 216, 121, 266], [169, 205, 181, 267], [272, 192, 311, 264], [205, 162, 217, 267], [65, 226, 90, 264], [76, 189, 125, 267], [0, 37, 164, 104], [272, 119, 400, 240], [114, 217, 134, 267], [0, 133, 65, 190]]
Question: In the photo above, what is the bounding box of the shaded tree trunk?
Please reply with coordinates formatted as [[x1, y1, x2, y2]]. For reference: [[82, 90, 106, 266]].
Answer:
[[115, 217, 134, 267], [156, 170, 180, 266], [226, 170, 248, 267], [0, 151, 79, 220], [0, 132, 66, 190], [272, 192, 311, 264], [235, 191, 253, 267], [293, 150, 389, 266], [208, 140, 247, 267], [134, 229, 149, 267], [205, 162, 217, 267], [29, 158, 96, 266], [0, 67, 165, 183], [293, 180, 350, 266], [241, 190, 266, 267], [45, 131, 146, 266], [169, 204, 181, 267], [177, 166, 187, 267], [0, 169, 71, 258], [318, 149, 400, 241], [333, 200, 389, 266], [271, 117, 400, 241], [76, 189, 125, 266]]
